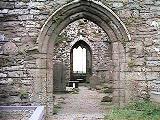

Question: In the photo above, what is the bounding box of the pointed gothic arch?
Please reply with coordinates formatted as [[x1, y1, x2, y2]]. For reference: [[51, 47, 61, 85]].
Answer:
[[35, 0, 131, 117]]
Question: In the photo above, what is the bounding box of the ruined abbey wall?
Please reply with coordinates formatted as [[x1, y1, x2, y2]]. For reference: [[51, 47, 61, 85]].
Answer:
[[0, 0, 160, 116]]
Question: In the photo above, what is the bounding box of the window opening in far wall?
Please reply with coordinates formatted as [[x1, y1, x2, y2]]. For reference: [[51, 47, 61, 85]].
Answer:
[[73, 46, 86, 73]]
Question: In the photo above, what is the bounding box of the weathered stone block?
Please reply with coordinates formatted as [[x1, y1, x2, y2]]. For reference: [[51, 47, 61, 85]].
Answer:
[[144, 37, 153, 46], [34, 15, 48, 20], [89, 75, 101, 88], [12, 37, 21, 42], [150, 93, 160, 103], [2, 42, 18, 55], [112, 72, 119, 81], [8, 96, 21, 103], [113, 2, 123, 8], [18, 15, 33, 20], [155, 1, 160, 5], [28, 2, 45, 9], [8, 9, 29, 15], [0, 33, 6, 41], [2, 65, 24, 71], [113, 89, 125, 97], [8, 71, 25, 78], [0, 9, 9, 14], [146, 72, 158, 80], [146, 61, 160, 67], [125, 72, 146, 81], [120, 63, 127, 71], [0, 73, 7, 77], [144, 0, 154, 4], [0, 2, 14, 9], [15, 2, 28, 8], [101, 96, 112, 102], [113, 80, 125, 89], [152, 67, 160, 72], [150, 6, 160, 11], [140, 12, 154, 19], [30, 9, 41, 15], [112, 42, 119, 53], [132, 9, 139, 17], [112, 53, 119, 60], [9, 91, 20, 96]]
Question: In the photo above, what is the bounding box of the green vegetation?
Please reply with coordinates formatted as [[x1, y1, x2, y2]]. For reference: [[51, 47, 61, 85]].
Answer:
[[53, 104, 61, 115], [19, 90, 29, 100], [0, 57, 9, 67], [106, 101, 160, 120], [55, 33, 68, 45], [128, 59, 135, 68], [100, 84, 113, 93], [102, 87, 113, 93]]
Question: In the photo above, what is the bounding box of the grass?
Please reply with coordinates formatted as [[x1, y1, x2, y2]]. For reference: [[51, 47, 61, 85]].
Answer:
[[53, 104, 61, 115], [106, 101, 160, 120]]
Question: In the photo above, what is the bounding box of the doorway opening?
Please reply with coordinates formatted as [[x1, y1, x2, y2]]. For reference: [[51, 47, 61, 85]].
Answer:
[[36, 0, 130, 116]]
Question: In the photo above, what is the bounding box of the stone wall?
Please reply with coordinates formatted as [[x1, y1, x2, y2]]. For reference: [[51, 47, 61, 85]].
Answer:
[[0, 0, 160, 117], [113, 0, 160, 102], [0, 0, 75, 106]]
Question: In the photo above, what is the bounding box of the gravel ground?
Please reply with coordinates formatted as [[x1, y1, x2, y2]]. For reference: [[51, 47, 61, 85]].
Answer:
[[52, 86, 106, 120]]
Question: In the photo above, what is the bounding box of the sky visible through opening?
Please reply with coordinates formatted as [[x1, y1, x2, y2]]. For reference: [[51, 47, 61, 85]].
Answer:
[[73, 46, 86, 73]]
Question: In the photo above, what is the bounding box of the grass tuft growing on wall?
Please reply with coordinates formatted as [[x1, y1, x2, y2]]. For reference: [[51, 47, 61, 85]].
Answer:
[[106, 101, 160, 120], [53, 104, 61, 115]]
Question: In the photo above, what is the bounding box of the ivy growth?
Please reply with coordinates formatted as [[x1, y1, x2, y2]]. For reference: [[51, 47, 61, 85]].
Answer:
[[55, 33, 68, 45], [19, 90, 29, 100], [128, 59, 135, 68]]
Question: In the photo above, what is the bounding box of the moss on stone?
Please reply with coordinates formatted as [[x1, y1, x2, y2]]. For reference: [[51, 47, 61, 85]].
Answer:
[[128, 59, 135, 68], [19, 90, 29, 100], [103, 87, 113, 93], [53, 104, 61, 115], [0, 57, 10, 67], [55, 33, 68, 45], [101, 96, 112, 102]]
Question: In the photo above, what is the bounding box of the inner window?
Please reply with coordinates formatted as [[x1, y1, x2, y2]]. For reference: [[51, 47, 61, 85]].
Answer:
[[73, 46, 86, 73]]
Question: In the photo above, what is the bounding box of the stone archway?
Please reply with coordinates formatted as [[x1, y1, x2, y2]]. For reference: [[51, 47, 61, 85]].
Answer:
[[36, 0, 130, 117]]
